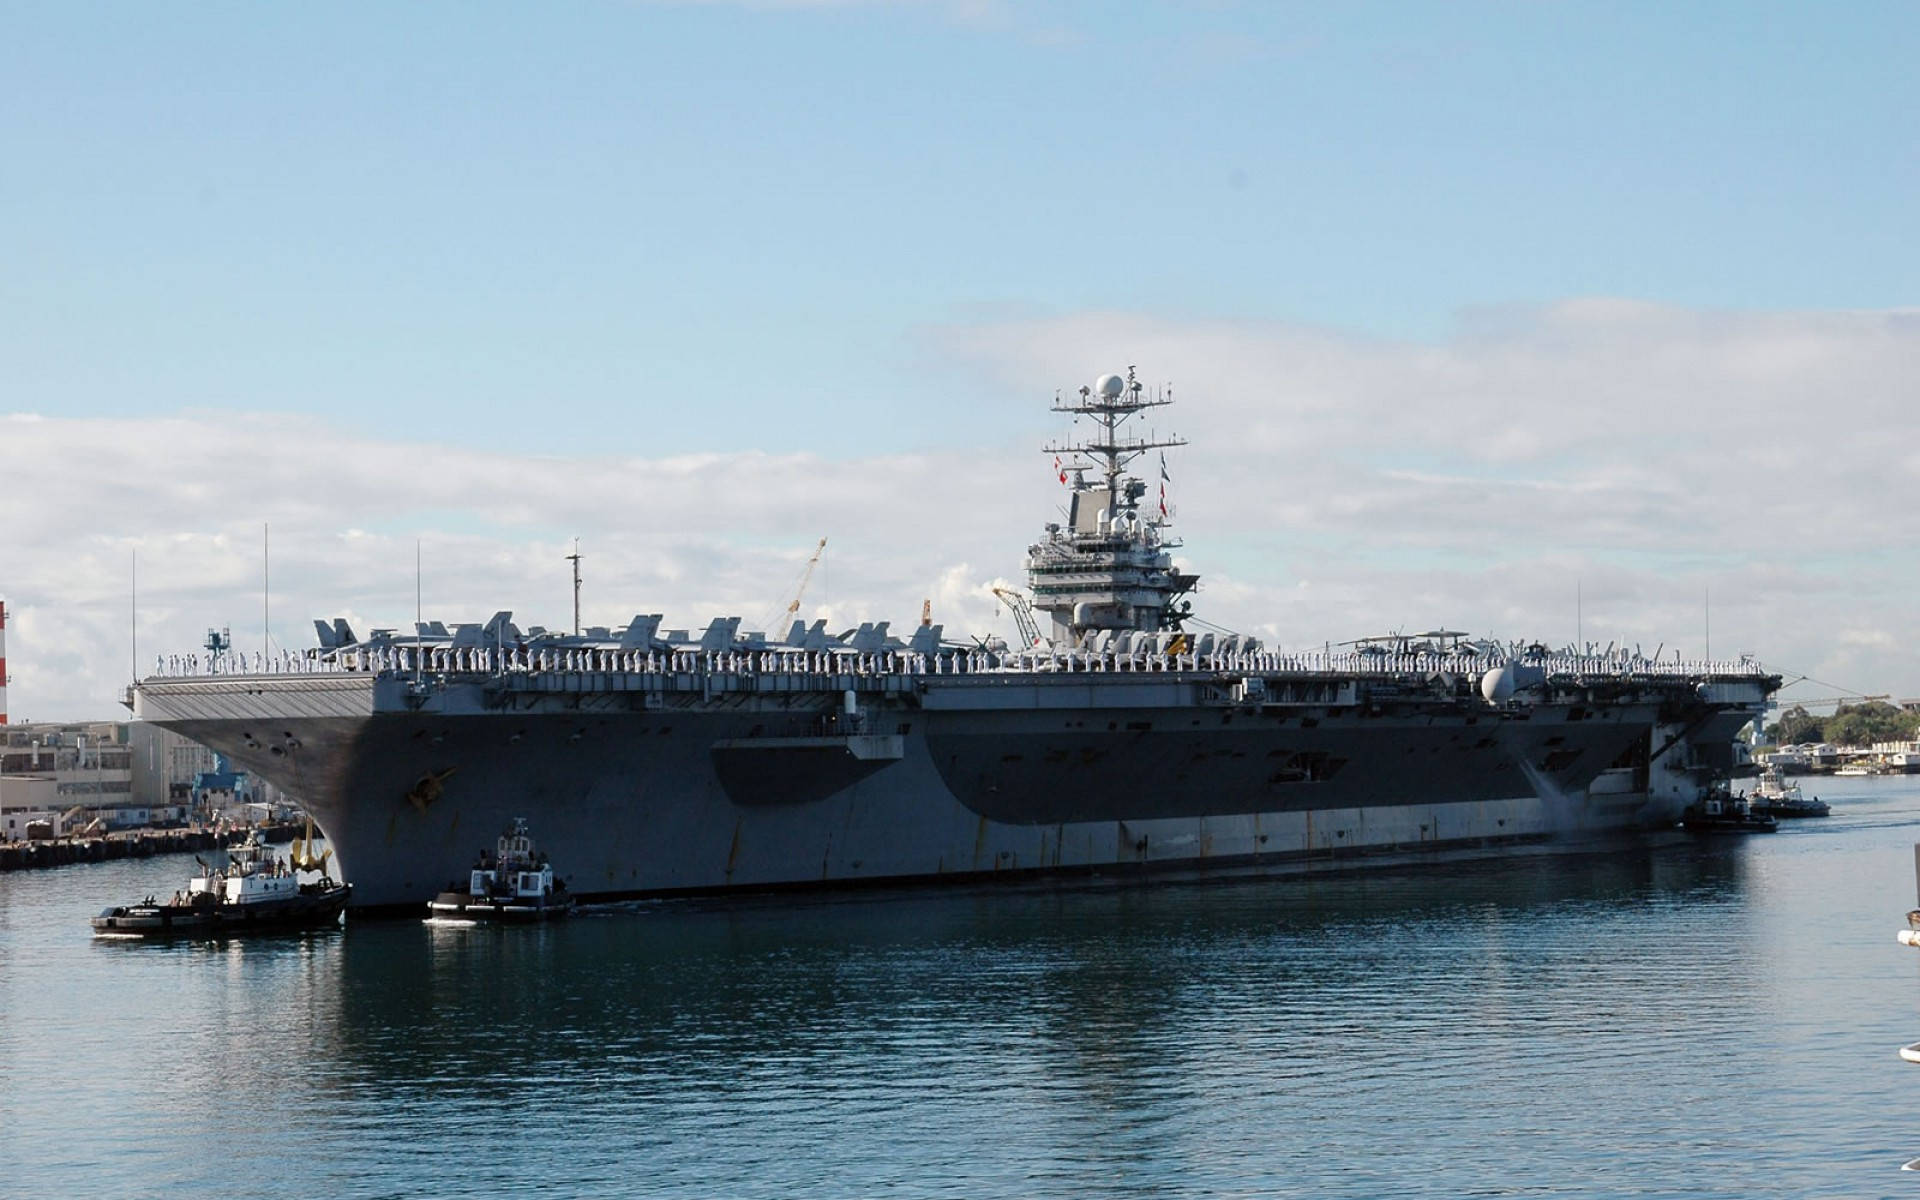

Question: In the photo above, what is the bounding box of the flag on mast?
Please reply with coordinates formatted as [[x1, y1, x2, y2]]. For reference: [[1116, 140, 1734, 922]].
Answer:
[[1054, 455, 1066, 485]]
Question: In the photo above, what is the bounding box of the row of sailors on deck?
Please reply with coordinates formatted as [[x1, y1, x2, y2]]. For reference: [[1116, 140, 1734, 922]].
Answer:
[[159, 646, 1767, 680]]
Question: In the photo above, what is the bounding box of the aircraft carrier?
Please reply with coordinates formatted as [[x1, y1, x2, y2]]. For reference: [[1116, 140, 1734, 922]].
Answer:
[[134, 370, 1778, 910]]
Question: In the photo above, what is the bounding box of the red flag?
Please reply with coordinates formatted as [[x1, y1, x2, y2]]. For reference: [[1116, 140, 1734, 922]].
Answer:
[[1055, 455, 1067, 485]]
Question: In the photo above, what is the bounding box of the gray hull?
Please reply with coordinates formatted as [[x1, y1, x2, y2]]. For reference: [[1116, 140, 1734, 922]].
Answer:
[[136, 662, 1772, 909]]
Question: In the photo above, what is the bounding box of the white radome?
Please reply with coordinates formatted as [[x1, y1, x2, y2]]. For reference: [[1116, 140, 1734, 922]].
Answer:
[[1096, 373, 1126, 398], [1480, 666, 1516, 704]]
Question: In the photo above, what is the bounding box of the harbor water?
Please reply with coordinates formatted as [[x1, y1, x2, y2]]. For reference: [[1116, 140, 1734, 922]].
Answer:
[[5, 778, 1919, 1198]]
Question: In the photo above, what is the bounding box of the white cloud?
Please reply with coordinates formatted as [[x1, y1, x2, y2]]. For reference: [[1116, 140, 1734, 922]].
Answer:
[[934, 300, 1920, 691], [0, 413, 1037, 720], [6, 298, 1918, 719]]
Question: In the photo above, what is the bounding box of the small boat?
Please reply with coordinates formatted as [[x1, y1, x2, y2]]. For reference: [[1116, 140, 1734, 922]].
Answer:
[[1748, 768, 1830, 818], [92, 830, 351, 937], [1901, 863, 1920, 946], [1679, 780, 1778, 834], [427, 818, 572, 922]]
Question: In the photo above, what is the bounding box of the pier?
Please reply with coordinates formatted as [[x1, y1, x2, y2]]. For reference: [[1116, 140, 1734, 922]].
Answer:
[[0, 822, 300, 874]]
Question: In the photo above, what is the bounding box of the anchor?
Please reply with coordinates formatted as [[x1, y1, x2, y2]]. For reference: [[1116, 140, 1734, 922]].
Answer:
[[405, 767, 458, 814], [288, 811, 334, 880]]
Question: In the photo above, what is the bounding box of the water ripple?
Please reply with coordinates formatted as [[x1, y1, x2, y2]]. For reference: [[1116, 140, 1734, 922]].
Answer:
[[5, 782, 1920, 1195]]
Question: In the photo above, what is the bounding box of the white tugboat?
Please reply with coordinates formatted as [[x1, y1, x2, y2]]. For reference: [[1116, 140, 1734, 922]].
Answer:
[[1748, 767, 1830, 818], [91, 829, 351, 937], [1678, 777, 1778, 834], [427, 818, 572, 922]]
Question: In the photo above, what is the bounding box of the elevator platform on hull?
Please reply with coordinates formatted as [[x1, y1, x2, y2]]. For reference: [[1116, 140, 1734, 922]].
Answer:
[[711, 734, 906, 806]]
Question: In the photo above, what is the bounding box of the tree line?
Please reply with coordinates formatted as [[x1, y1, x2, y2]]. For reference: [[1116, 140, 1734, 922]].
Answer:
[[1764, 702, 1920, 748]]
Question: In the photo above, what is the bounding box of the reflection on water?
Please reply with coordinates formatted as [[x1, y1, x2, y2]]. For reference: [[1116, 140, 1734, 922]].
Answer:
[[6, 780, 1920, 1196]]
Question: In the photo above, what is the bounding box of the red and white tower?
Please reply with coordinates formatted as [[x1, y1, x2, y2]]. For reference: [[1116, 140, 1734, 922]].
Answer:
[[0, 600, 9, 725]]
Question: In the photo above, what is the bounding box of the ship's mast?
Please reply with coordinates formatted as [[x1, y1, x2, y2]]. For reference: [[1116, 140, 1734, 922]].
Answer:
[[1044, 366, 1185, 518], [568, 538, 582, 637], [1026, 368, 1197, 645]]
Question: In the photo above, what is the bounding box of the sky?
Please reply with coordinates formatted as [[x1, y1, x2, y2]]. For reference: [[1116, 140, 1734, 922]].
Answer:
[[2, 0, 1916, 721]]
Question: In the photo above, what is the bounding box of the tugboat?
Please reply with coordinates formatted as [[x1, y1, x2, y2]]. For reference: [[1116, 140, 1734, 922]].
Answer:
[[1899, 846, 1920, 948], [1679, 778, 1779, 834], [426, 818, 572, 922], [91, 829, 351, 937], [1748, 767, 1830, 818]]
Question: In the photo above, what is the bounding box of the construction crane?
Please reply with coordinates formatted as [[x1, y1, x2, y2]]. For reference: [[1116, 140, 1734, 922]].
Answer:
[[991, 587, 1044, 648], [1772, 694, 1891, 711], [765, 537, 828, 632]]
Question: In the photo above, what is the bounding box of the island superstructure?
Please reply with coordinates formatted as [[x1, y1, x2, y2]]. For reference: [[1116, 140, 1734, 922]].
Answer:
[[1028, 371, 1197, 643], [134, 369, 1779, 909]]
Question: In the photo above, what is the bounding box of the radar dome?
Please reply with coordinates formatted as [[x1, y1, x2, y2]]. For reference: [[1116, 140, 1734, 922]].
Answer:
[[1480, 666, 1516, 704], [1095, 373, 1126, 399]]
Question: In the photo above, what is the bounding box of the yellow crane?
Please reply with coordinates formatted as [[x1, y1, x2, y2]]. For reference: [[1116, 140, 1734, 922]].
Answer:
[[991, 587, 1044, 648], [764, 537, 828, 632]]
